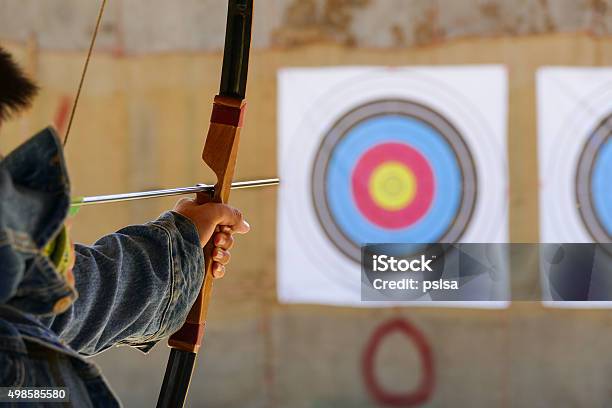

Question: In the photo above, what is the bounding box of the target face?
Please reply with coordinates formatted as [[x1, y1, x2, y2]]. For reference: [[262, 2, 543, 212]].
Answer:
[[576, 114, 612, 242], [312, 100, 478, 262], [278, 66, 508, 307], [537, 68, 612, 307]]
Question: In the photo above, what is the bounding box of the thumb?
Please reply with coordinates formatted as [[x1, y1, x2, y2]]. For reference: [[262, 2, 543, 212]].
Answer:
[[205, 203, 250, 235]]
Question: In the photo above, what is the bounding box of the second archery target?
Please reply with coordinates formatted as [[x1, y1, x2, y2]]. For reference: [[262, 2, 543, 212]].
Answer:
[[538, 68, 612, 244], [278, 66, 509, 307], [538, 68, 612, 307], [576, 113, 612, 243]]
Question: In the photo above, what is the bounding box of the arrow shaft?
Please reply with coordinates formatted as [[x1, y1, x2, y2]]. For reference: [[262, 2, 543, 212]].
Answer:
[[74, 179, 279, 207]]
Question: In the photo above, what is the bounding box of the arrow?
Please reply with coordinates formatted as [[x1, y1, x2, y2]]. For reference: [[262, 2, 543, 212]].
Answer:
[[72, 178, 279, 207]]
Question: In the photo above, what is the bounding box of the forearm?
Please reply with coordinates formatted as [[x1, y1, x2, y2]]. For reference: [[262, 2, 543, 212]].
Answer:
[[42, 211, 204, 356]]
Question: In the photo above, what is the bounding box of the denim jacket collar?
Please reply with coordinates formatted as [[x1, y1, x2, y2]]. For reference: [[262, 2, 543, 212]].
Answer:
[[0, 127, 75, 315]]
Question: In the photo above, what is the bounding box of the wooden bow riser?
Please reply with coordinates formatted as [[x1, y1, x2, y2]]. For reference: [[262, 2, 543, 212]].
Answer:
[[168, 95, 246, 353]]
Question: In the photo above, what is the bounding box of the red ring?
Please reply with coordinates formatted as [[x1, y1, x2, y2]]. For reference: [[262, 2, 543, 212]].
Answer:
[[351, 143, 435, 230], [362, 318, 435, 406]]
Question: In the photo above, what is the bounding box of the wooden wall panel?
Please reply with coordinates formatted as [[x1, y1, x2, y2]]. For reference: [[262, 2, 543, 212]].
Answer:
[[2, 33, 612, 406]]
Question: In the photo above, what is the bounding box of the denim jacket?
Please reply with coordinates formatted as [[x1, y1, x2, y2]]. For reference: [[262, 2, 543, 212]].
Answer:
[[0, 128, 205, 407]]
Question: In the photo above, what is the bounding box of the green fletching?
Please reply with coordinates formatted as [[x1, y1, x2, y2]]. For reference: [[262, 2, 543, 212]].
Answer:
[[69, 197, 83, 217]]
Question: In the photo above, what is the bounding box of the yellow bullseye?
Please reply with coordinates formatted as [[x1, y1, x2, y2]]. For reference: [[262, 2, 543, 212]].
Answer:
[[369, 162, 416, 211]]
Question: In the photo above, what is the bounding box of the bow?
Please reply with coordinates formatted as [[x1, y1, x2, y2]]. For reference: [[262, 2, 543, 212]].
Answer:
[[156, 1, 253, 407], [65, 1, 254, 406]]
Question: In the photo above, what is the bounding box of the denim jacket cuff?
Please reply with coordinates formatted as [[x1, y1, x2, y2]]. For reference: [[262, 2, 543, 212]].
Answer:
[[165, 211, 202, 248], [132, 211, 204, 353]]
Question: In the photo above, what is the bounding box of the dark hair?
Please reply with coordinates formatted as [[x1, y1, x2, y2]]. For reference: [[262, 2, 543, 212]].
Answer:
[[0, 46, 38, 121]]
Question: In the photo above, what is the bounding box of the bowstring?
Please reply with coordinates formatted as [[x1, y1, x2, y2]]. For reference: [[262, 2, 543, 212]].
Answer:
[[63, 0, 108, 147]]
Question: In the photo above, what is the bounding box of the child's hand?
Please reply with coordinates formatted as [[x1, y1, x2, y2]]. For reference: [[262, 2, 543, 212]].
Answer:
[[173, 199, 250, 279]]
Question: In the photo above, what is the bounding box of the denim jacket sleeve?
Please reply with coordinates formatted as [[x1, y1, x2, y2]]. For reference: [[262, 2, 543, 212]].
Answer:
[[42, 211, 204, 356]]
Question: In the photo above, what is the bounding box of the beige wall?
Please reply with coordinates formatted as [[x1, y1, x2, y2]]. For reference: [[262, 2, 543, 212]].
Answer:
[[3, 33, 612, 406]]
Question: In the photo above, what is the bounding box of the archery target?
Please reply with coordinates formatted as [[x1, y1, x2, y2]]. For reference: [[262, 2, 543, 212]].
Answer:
[[576, 114, 612, 243], [538, 68, 612, 244], [312, 100, 477, 262], [278, 66, 508, 307]]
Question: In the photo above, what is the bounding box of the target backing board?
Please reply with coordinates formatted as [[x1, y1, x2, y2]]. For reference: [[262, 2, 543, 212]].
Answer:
[[277, 66, 509, 307], [538, 68, 612, 308]]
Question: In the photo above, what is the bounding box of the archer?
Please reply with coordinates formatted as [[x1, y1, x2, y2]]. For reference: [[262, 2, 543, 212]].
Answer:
[[0, 46, 250, 407]]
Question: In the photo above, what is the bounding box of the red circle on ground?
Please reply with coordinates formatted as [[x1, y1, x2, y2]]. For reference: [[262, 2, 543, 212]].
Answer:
[[362, 318, 435, 407], [351, 143, 435, 230]]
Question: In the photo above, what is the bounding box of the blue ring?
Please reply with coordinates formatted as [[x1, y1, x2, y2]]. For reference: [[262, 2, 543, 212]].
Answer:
[[326, 115, 462, 244], [592, 139, 612, 235]]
